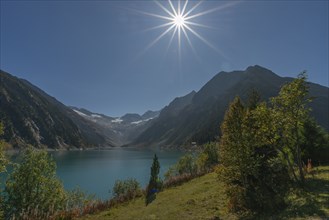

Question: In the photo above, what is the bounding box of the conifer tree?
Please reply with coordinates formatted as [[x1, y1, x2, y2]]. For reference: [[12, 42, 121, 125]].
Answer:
[[145, 154, 160, 205], [217, 97, 252, 212]]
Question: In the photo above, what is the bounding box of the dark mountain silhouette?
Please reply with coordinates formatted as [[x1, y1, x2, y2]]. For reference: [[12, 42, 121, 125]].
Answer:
[[0, 70, 115, 149], [132, 65, 329, 148]]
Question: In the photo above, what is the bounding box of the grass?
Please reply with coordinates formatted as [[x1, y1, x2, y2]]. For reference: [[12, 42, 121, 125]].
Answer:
[[79, 166, 329, 220]]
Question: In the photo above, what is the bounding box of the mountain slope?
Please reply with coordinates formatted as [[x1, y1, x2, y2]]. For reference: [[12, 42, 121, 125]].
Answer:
[[0, 70, 113, 149], [133, 65, 329, 148], [70, 107, 159, 146]]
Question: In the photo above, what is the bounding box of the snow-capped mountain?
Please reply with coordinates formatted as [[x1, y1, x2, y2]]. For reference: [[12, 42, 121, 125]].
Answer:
[[70, 107, 160, 146]]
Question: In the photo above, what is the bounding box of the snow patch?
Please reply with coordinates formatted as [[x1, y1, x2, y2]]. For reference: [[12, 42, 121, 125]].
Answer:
[[111, 118, 123, 123], [131, 117, 154, 125], [73, 109, 87, 117], [131, 120, 143, 125], [91, 114, 102, 118]]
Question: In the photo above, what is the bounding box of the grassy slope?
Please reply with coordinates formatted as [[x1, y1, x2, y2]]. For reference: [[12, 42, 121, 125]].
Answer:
[[80, 167, 329, 220]]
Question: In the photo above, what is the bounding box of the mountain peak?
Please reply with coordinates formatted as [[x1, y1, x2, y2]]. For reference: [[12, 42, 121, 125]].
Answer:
[[245, 65, 278, 77], [245, 65, 269, 72]]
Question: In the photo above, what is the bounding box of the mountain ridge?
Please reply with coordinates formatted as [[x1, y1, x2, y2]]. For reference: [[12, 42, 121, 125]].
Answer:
[[0, 70, 113, 149], [132, 65, 329, 148], [1, 65, 328, 149]]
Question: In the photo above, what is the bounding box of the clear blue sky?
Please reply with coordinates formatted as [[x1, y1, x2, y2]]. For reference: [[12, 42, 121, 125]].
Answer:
[[1, 0, 328, 116]]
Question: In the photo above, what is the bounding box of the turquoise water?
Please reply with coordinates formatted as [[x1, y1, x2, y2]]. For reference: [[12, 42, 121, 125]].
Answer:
[[50, 148, 183, 200]]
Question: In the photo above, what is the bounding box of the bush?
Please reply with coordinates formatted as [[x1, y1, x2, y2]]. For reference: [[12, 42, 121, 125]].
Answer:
[[66, 187, 96, 210], [176, 153, 197, 175], [196, 142, 219, 173], [112, 178, 142, 201]]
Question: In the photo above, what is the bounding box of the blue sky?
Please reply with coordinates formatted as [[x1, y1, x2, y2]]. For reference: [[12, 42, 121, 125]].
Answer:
[[1, 0, 328, 116]]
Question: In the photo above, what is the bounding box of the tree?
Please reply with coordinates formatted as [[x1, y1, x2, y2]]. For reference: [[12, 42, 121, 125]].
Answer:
[[3, 147, 66, 219], [301, 118, 329, 165], [145, 154, 161, 205], [217, 96, 289, 215], [176, 154, 197, 175], [271, 72, 310, 183], [217, 97, 251, 213], [246, 88, 261, 110], [196, 142, 219, 173], [0, 123, 8, 219], [0, 123, 7, 173]]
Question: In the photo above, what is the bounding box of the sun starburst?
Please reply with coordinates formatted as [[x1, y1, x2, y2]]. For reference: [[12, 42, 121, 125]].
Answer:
[[139, 0, 239, 60]]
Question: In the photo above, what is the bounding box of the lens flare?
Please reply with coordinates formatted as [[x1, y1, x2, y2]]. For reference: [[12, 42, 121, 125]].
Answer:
[[138, 0, 240, 59]]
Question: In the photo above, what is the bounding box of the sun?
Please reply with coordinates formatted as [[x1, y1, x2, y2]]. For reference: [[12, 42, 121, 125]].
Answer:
[[138, 0, 239, 59], [173, 14, 185, 27]]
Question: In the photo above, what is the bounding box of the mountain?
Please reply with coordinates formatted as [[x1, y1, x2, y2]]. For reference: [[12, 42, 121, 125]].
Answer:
[[2, 66, 327, 149], [0, 70, 115, 149], [70, 107, 159, 146], [132, 65, 329, 148]]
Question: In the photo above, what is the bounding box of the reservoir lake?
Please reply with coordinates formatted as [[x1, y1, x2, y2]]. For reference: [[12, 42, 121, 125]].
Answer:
[[50, 148, 184, 200]]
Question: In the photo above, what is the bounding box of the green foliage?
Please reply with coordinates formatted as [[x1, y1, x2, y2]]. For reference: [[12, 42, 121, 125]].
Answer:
[[196, 143, 219, 173], [164, 153, 198, 181], [301, 118, 329, 165], [0, 122, 7, 219], [165, 145, 218, 181], [176, 153, 197, 175], [66, 187, 96, 210], [164, 165, 178, 181], [217, 95, 290, 215], [112, 178, 142, 200], [2, 147, 67, 219], [271, 72, 311, 183], [246, 88, 261, 110], [0, 122, 7, 173], [146, 154, 161, 205]]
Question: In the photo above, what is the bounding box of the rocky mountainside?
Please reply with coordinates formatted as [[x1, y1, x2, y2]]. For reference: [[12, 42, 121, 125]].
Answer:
[[132, 65, 329, 148], [70, 107, 159, 146], [1, 66, 327, 149], [0, 70, 115, 149]]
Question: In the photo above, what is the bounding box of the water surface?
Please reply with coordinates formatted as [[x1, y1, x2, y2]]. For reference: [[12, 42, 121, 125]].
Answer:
[[51, 148, 183, 200]]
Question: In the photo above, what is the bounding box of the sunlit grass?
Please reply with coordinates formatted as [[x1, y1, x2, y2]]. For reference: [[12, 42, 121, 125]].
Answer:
[[79, 167, 329, 220]]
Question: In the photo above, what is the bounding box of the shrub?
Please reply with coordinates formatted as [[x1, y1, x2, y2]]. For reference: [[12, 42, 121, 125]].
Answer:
[[196, 142, 219, 173], [66, 187, 96, 210], [176, 153, 197, 175], [112, 178, 142, 201]]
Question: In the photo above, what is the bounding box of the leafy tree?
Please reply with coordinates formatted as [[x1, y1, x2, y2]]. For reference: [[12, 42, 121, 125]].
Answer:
[[2, 147, 66, 219], [301, 118, 329, 165], [271, 72, 310, 183], [217, 96, 289, 215], [145, 154, 161, 205]]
